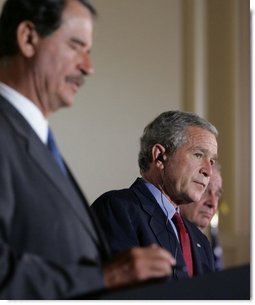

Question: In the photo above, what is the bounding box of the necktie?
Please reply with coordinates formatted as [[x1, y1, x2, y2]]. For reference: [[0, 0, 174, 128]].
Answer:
[[47, 128, 68, 176], [172, 212, 193, 277]]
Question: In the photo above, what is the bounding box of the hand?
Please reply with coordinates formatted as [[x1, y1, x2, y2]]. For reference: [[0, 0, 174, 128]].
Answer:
[[103, 244, 176, 289]]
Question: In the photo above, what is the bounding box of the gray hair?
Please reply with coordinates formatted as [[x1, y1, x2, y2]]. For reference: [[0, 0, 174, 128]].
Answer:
[[138, 110, 218, 173]]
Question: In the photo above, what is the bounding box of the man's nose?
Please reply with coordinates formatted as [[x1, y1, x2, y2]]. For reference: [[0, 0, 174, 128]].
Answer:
[[79, 54, 94, 75], [205, 192, 218, 210], [200, 159, 213, 177]]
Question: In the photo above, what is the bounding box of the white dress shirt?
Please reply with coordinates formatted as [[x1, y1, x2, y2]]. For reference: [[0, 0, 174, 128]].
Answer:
[[0, 82, 48, 144]]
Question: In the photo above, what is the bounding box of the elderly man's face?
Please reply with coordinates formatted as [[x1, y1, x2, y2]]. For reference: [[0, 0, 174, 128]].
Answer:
[[180, 168, 223, 229]]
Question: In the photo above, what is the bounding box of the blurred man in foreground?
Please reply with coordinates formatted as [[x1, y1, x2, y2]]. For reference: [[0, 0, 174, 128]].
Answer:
[[0, 0, 175, 299]]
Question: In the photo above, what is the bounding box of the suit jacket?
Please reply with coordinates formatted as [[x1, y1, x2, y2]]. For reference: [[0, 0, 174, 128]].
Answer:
[[92, 178, 215, 280], [0, 95, 111, 299]]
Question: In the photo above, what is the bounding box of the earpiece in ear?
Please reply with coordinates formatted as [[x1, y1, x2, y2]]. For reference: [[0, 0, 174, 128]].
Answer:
[[157, 154, 164, 162]]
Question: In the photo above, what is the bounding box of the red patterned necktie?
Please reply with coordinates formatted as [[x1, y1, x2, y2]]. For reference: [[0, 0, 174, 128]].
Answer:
[[172, 212, 193, 277]]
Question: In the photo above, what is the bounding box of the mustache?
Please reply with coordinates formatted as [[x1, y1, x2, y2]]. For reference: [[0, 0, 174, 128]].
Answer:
[[65, 75, 85, 87]]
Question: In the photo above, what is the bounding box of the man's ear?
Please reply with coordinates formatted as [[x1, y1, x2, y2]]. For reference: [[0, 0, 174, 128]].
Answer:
[[152, 144, 166, 168], [16, 21, 39, 57]]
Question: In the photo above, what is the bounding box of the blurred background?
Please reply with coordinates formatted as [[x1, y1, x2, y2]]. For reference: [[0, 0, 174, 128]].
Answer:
[[0, 0, 250, 269]]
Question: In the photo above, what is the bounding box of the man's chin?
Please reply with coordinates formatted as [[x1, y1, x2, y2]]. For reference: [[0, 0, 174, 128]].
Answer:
[[175, 192, 203, 205], [200, 220, 210, 228], [190, 192, 203, 203], [62, 98, 75, 108]]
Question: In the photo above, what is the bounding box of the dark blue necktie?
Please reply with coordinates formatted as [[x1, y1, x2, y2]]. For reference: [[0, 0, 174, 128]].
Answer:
[[47, 128, 68, 176]]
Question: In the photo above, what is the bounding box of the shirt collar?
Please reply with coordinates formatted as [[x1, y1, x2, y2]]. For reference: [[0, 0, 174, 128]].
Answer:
[[142, 177, 177, 220], [0, 82, 48, 144]]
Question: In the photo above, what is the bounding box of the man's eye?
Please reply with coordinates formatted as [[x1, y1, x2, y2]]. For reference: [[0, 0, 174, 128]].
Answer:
[[210, 159, 216, 166], [194, 153, 202, 158], [216, 191, 223, 198], [70, 43, 78, 50]]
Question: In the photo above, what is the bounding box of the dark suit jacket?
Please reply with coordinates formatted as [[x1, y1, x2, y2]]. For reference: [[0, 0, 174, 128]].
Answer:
[[92, 178, 215, 280], [0, 95, 111, 299]]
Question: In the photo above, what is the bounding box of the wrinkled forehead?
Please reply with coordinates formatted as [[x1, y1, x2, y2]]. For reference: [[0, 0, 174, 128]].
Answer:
[[184, 126, 218, 155]]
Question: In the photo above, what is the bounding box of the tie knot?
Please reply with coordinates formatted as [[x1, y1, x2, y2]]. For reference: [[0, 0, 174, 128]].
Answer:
[[172, 212, 188, 233], [173, 212, 183, 224]]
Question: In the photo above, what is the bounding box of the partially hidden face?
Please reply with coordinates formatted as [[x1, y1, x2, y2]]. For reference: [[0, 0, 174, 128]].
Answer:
[[180, 168, 223, 229], [162, 126, 218, 205]]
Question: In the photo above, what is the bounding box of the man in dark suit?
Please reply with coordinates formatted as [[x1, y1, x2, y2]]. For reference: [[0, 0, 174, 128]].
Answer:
[[92, 111, 218, 279], [0, 0, 175, 299]]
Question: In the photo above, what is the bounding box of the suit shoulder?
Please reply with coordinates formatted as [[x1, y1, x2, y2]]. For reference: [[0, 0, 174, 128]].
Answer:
[[91, 188, 141, 215], [92, 188, 137, 205]]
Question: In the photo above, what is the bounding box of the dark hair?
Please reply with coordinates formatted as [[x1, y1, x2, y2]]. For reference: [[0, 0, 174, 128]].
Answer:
[[138, 110, 218, 173], [0, 0, 97, 57]]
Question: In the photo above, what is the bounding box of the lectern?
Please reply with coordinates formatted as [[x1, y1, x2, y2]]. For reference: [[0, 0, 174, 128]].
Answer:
[[80, 264, 250, 300]]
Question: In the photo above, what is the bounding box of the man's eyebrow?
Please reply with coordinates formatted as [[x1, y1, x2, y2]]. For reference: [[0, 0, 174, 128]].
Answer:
[[70, 37, 87, 47], [192, 146, 218, 159]]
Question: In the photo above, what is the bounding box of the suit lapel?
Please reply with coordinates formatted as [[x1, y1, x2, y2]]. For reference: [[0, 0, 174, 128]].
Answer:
[[131, 178, 177, 254], [29, 132, 101, 244], [0, 97, 100, 244], [66, 167, 112, 259], [131, 178, 188, 278]]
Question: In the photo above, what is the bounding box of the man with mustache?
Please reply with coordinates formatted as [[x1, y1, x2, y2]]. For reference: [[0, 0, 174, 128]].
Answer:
[[0, 0, 175, 299], [92, 110, 218, 279]]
